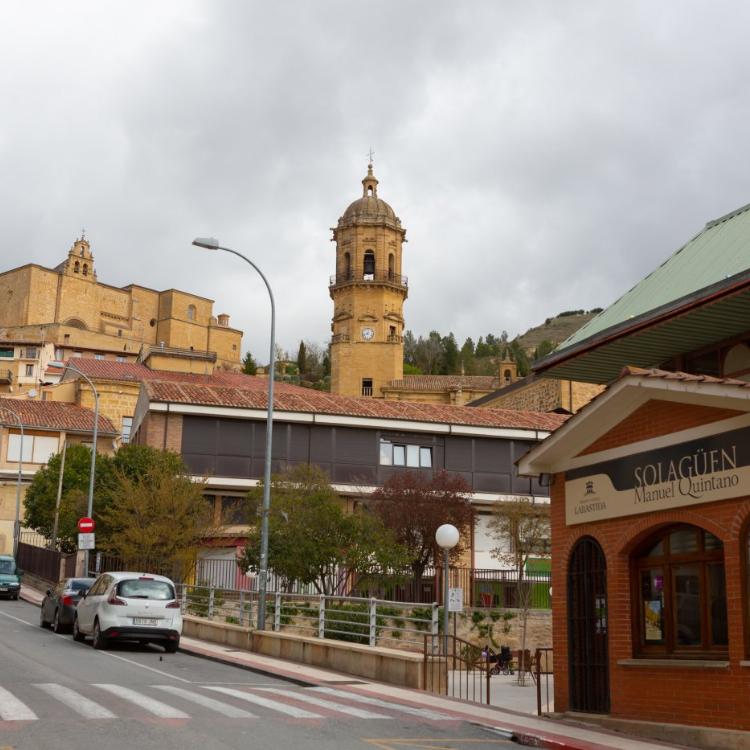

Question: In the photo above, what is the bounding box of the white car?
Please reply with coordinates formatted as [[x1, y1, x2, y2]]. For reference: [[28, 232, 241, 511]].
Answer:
[[73, 571, 182, 653]]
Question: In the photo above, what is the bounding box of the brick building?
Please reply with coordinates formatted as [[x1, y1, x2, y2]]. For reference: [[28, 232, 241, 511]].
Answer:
[[519, 200, 750, 743]]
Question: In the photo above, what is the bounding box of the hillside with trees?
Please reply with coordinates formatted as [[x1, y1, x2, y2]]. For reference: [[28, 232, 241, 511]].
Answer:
[[243, 309, 601, 390]]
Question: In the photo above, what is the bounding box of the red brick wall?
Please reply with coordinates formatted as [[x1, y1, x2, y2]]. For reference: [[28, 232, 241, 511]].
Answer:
[[579, 400, 742, 456], [552, 403, 750, 730]]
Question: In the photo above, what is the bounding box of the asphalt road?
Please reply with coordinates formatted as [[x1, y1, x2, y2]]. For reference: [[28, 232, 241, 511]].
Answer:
[[0, 598, 514, 750]]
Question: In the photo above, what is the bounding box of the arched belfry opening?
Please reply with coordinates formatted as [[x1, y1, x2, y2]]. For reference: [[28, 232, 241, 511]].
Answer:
[[363, 250, 375, 279]]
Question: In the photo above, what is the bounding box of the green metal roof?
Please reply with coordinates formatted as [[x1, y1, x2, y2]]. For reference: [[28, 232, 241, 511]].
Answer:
[[535, 202, 750, 383]]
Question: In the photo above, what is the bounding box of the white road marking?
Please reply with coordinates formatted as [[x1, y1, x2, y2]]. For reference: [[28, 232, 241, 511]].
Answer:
[[34, 683, 116, 719], [256, 687, 388, 719], [0, 686, 37, 721], [93, 684, 190, 719], [153, 685, 256, 718], [310, 687, 456, 721], [0, 608, 191, 683], [204, 686, 323, 719]]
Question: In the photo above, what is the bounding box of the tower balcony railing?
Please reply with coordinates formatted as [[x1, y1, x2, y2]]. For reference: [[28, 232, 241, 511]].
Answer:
[[386, 334, 403, 344], [331, 333, 350, 344], [329, 270, 408, 289]]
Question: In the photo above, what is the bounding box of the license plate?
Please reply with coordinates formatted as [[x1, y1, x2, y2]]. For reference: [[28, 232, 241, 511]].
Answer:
[[133, 617, 158, 626], [0, 586, 7, 591]]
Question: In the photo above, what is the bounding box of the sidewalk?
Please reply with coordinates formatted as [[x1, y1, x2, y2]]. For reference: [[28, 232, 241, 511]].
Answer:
[[19, 584, 689, 750]]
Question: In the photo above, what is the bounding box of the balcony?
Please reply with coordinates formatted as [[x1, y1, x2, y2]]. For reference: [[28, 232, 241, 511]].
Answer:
[[386, 334, 403, 344], [0, 370, 12, 384], [329, 270, 408, 290], [331, 333, 350, 344]]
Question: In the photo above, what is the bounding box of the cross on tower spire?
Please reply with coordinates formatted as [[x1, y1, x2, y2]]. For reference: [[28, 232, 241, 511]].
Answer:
[[367, 147, 375, 165]]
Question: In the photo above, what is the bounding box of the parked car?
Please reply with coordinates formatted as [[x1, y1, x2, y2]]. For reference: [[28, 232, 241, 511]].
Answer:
[[0, 554, 22, 600], [73, 571, 182, 653], [39, 577, 95, 633]]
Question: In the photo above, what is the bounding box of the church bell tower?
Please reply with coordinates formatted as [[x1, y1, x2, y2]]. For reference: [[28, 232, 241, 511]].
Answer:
[[329, 162, 408, 397]]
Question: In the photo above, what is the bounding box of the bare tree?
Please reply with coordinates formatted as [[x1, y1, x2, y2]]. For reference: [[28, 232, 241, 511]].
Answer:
[[370, 471, 474, 598], [490, 498, 550, 685]]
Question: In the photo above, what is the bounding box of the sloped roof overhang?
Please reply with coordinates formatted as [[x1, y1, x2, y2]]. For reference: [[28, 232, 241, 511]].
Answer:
[[518, 370, 750, 477], [532, 272, 750, 384]]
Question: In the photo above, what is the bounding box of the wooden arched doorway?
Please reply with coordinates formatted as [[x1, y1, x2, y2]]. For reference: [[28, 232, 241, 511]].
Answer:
[[568, 537, 610, 713]]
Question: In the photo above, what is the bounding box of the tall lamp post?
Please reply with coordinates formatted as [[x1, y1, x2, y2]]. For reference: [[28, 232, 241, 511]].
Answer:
[[0, 406, 24, 557], [62, 362, 100, 574], [193, 237, 276, 631], [435, 523, 459, 655]]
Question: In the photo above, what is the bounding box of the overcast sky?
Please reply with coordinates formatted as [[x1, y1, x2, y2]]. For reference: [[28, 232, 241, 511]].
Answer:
[[2, 2, 750, 361]]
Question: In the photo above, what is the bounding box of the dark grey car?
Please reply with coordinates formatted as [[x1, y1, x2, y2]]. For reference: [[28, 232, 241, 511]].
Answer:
[[39, 578, 95, 633]]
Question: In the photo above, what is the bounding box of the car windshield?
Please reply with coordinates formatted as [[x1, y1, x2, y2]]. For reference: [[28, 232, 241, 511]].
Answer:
[[117, 579, 175, 600], [68, 579, 95, 593], [0, 560, 15, 575]]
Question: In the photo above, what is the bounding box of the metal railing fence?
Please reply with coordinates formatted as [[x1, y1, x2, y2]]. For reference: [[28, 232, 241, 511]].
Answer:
[[177, 584, 438, 650]]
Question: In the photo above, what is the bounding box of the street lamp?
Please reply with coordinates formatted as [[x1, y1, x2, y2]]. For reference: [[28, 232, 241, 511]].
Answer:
[[435, 523, 459, 655], [62, 361, 100, 574], [0, 406, 24, 557], [193, 237, 276, 631]]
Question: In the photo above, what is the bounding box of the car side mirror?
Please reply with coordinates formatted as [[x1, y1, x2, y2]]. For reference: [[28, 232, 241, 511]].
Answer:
[[80, 590, 87, 599], [46, 589, 52, 597]]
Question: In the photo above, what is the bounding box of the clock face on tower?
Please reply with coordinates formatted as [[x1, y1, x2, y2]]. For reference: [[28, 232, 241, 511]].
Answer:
[[361, 327, 375, 341]]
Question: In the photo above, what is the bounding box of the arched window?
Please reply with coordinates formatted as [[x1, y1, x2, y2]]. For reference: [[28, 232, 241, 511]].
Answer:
[[74, 261, 80, 274], [504, 369, 512, 384], [187, 304, 196, 321], [343, 252, 351, 279], [388, 253, 395, 280], [633, 524, 727, 657], [363, 250, 375, 279], [82, 263, 88, 276], [367, 186, 374, 197]]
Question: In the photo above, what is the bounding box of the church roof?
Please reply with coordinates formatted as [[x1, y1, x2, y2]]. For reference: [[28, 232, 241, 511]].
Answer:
[[383, 375, 499, 392], [337, 163, 403, 230]]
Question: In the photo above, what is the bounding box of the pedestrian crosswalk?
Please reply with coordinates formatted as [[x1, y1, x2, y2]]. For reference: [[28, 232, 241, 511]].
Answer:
[[0, 682, 460, 724]]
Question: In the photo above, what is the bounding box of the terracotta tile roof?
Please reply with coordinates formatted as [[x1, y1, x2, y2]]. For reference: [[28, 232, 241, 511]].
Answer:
[[619, 365, 750, 388], [143, 380, 567, 432], [383, 375, 499, 392], [0, 397, 117, 434], [61, 358, 302, 393]]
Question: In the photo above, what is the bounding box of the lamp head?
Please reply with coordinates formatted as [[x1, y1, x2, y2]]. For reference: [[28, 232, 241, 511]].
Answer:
[[435, 523, 460, 550], [192, 237, 220, 250]]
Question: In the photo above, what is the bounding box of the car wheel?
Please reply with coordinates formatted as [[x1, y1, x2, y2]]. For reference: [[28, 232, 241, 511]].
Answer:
[[73, 616, 86, 642], [39, 604, 50, 628], [164, 640, 179, 654], [52, 609, 65, 634], [92, 620, 108, 650]]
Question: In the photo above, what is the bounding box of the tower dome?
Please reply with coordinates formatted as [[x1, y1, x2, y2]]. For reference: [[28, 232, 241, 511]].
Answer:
[[339, 164, 402, 229]]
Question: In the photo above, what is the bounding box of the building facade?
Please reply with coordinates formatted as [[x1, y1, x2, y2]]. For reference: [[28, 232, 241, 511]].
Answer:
[[0, 398, 116, 554], [130, 375, 565, 566], [329, 164, 407, 397], [0, 237, 243, 395]]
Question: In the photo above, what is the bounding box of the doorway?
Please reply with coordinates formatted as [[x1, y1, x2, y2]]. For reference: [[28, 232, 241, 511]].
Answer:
[[567, 537, 610, 713]]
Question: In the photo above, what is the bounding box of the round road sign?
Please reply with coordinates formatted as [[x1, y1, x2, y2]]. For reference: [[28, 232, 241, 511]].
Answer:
[[78, 517, 95, 533]]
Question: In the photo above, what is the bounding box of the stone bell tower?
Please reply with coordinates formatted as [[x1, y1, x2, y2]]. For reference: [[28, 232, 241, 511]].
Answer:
[[329, 163, 408, 397]]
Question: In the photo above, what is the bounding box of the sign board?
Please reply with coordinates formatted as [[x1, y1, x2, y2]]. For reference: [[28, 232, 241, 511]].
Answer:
[[78, 532, 95, 551], [565, 424, 749, 525], [78, 517, 95, 533], [448, 587, 464, 612]]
